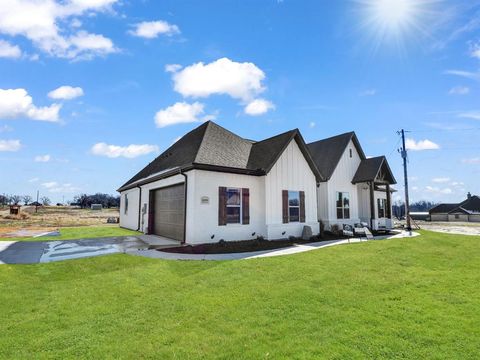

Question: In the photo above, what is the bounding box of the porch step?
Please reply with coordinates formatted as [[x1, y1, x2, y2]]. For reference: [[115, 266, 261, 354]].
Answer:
[[364, 228, 374, 239]]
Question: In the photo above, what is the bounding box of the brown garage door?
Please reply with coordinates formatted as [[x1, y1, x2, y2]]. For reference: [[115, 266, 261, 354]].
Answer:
[[152, 184, 185, 241]]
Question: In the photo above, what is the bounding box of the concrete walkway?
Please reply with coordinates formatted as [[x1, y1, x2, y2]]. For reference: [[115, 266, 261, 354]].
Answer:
[[0, 231, 418, 264], [130, 231, 419, 261]]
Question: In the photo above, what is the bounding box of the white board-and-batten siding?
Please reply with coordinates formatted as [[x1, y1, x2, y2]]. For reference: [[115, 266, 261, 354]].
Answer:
[[318, 139, 362, 228], [265, 140, 319, 239]]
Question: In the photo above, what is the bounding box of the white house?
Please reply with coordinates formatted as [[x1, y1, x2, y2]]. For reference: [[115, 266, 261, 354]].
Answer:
[[118, 121, 322, 244], [118, 121, 396, 244], [307, 132, 396, 231]]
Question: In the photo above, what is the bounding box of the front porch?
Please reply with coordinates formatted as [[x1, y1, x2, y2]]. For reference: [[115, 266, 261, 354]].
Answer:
[[352, 156, 396, 231]]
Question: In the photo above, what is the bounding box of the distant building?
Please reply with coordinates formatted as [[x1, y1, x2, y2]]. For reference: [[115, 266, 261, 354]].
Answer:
[[429, 193, 480, 222], [91, 204, 103, 211]]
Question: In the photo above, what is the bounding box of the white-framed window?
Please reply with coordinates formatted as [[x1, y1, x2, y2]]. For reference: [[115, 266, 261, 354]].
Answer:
[[288, 191, 300, 222], [336, 192, 350, 219], [377, 198, 386, 218], [124, 194, 128, 215], [226, 188, 241, 224]]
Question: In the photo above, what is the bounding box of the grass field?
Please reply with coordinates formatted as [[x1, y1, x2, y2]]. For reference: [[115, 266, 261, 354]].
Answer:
[[0, 226, 141, 242], [1, 230, 479, 359]]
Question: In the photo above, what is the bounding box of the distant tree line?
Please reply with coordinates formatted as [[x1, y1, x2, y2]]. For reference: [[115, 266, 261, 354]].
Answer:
[[392, 200, 438, 219], [72, 193, 120, 209], [0, 194, 51, 206]]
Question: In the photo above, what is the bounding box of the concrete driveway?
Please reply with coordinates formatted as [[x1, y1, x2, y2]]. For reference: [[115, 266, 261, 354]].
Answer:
[[0, 236, 158, 264]]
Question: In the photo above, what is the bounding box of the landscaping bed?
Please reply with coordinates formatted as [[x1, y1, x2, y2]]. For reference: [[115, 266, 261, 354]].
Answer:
[[162, 233, 348, 254]]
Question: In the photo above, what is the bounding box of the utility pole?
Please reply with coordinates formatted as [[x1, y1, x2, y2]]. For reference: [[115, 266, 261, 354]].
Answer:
[[36, 190, 39, 213], [398, 129, 411, 231]]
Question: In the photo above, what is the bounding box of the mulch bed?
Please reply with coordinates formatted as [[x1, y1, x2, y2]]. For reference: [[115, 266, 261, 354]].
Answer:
[[161, 232, 349, 255]]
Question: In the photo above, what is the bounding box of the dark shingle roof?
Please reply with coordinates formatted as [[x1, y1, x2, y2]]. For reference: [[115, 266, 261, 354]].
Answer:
[[352, 156, 397, 184], [118, 121, 323, 191], [449, 195, 480, 214], [247, 130, 297, 171], [307, 132, 366, 180], [429, 203, 458, 214], [119, 121, 208, 190], [429, 195, 480, 214]]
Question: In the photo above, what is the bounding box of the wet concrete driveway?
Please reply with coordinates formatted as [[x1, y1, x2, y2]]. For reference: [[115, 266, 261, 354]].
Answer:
[[0, 236, 151, 265]]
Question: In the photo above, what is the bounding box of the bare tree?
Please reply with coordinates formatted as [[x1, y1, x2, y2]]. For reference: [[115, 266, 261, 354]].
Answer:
[[10, 195, 22, 205], [23, 195, 33, 205], [40, 196, 51, 206]]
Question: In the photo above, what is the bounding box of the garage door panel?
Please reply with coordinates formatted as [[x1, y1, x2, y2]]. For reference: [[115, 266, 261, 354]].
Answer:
[[152, 184, 185, 241]]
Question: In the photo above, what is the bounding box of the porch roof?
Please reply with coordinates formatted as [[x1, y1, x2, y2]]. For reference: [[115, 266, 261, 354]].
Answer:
[[352, 156, 396, 185]]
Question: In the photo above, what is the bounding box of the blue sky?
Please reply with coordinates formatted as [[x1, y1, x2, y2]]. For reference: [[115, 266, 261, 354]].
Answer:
[[0, 0, 479, 204]]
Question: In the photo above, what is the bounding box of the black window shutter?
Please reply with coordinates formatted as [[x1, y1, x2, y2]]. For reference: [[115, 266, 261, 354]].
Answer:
[[242, 188, 250, 225], [218, 187, 227, 226], [299, 191, 306, 223], [282, 190, 289, 223]]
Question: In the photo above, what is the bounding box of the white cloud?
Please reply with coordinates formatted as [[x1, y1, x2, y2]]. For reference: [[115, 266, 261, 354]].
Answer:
[[165, 63, 182, 73], [34, 154, 51, 162], [129, 20, 180, 38], [28, 177, 39, 183], [91, 142, 159, 158], [0, 0, 119, 60], [309, 121, 316, 128], [432, 177, 450, 183], [458, 111, 480, 120], [172, 57, 267, 102], [470, 41, 480, 59], [359, 89, 376, 96], [451, 181, 464, 186], [0, 139, 21, 151], [154, 101, 216, 128], [244, 98, 275, 116], [444, 70, 480, 81], [405, 138, 440, 151], [449, 86, 470, 95], [0, 124, 13, 133], [425, 186, 452, 195], [462, 157, 480, 164], [0, 39, 22, 58], [42, 181, 80, 193], [0, 88, 61, 122], [48, 85, 84, 100]]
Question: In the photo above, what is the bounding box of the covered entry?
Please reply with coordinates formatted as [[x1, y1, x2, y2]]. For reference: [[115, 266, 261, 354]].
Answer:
[[149, 183, 185, 241]]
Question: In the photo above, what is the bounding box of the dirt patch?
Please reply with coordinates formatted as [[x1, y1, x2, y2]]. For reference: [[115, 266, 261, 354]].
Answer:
[[0, 206, 121, 237], [418, 221, 480, 236]]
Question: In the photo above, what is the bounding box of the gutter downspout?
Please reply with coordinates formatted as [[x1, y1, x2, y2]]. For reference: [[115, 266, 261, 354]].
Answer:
[[136, 185, 142, 232], [180, 169, 188, 244]]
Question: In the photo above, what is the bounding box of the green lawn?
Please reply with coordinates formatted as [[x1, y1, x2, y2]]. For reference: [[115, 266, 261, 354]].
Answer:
[[1, 230, 479, 359], [0, 226, 141, 241]]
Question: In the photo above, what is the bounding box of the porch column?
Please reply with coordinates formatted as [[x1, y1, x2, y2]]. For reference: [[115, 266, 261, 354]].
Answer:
[[386, 184, 392, 219], [369, 182, 375, 228]]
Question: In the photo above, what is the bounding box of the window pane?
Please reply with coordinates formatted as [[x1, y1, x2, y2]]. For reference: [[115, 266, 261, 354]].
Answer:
[[337, 208, 344, 219], [226, 188, 240, 206], [343, 193, 350, 208], [336, 192, 343, 208], [344, 208, 350, 219], [288, 191, 300, 206], [226, 206, 241, 224], [289, 207, 300, 222]]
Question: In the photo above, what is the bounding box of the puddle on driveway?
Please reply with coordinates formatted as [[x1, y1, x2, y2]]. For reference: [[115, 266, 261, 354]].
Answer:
[[39, 237, 148, 263]]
